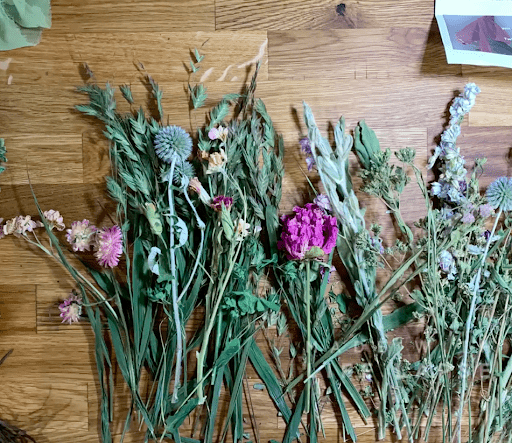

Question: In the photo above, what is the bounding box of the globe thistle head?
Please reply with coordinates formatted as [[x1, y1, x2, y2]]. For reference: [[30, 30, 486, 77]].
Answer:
[[160, 160, 196, 186], [173, 160, 195, 186], [154, 125, 193, 163], [486, 177, 512, 211]]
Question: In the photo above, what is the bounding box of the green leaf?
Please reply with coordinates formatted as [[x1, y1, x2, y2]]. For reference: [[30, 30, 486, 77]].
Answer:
[[120, 85, 134, 104], [166, 398, 199, 431], [354, 120, 381, 169], [217, 338, 241, 367], [221, 209, 234, 241], [282, 390, 305, 443], [248, 339, 292, 422], [194, 48, 204, 63]]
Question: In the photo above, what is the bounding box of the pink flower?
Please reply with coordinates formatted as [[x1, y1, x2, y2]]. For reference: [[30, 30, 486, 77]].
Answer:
[[278, 203, 338, 260], [94, 225, 123, 268], [43, 210, 65, 231], [59, 293, 83, 324], [210, 195, 233, 212], [208, 127, 219, 140], [66, 220, 97, 252]]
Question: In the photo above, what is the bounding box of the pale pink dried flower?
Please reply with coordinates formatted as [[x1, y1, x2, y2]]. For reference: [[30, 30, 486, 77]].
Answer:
[[66, 219, 97, 252], [13, 215, 37, 237], [59, 293, 83, 324], [43, 209, 65, 231]]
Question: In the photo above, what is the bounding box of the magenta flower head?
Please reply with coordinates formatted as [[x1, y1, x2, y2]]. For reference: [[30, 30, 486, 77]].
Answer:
[[94, 225, 123, 268], [278, 203, 338, 260], [210, 195, 233, 212], [59, 292, 83, 324]]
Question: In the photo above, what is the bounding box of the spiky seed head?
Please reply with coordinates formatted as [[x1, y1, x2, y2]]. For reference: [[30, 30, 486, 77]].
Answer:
[[173, 160, 196, 186], [154, 125, 193, 163], [486, 177, 512, 211]]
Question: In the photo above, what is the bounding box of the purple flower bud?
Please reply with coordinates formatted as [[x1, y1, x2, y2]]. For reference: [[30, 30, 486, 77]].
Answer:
[[210, 195, 233, 212]]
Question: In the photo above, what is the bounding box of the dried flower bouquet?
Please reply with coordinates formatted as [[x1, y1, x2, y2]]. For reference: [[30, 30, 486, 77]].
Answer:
[[3, 47, 512, 443]]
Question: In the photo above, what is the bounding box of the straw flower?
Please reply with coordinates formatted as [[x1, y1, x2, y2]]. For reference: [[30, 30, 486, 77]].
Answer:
[[94, 225, 123, 268], [208, 126, 229, 142], [13, 215, 38, 237]]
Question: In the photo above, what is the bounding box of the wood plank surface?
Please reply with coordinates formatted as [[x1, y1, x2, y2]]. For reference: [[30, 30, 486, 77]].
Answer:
[[1, 0, 512, 442]]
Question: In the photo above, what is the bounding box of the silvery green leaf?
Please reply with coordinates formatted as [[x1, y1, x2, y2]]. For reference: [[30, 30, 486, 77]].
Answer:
[[174, 217, 188, 248], [253, 383, 265, 391]]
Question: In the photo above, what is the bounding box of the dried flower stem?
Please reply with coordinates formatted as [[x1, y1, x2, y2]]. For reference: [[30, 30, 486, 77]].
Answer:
[[456, 207, 502, 442], [196, 240, 243, 403], [178, 177, 206, 303], [166, 156, 183, 403], [305, 260, 312, 414]]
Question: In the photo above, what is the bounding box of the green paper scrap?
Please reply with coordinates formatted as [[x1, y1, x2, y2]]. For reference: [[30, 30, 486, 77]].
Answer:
[[0, 0, 51, 51]]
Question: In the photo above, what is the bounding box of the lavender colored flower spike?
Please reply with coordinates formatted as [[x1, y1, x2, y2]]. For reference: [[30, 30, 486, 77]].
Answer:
[[278, 203, 338, 260], [94, 225, 123, 268]]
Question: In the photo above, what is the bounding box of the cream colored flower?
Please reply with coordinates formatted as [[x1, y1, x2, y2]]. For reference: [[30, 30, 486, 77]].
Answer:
[[235, 219, 250, 241], [206, 149, 227, 174], [217, 126, 229, 142], [3, 218, 16, 236]]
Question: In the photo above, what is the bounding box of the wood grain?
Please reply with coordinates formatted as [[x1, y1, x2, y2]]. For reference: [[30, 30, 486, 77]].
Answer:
[[50, 0, 216, 33], [1, 0, 512, 441], [0, 32, 268, 86], [268, 28, 459, 80], [216, 0, 358, 31]]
